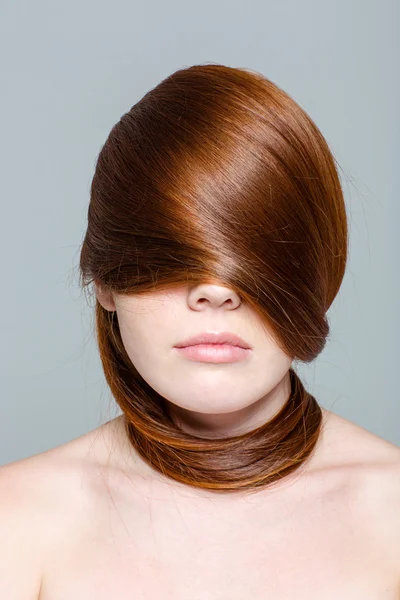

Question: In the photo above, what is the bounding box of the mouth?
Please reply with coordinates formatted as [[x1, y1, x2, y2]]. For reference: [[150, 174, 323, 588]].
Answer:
[[174, 331, 251, 350], [174, 343, 251, 363]]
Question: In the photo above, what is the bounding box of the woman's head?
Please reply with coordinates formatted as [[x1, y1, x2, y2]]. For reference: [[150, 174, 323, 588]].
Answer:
[[79, 63, 348, 494]]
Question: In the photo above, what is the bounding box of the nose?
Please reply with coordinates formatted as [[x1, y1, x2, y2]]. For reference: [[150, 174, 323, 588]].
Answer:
[[187, 284, 241, 311]]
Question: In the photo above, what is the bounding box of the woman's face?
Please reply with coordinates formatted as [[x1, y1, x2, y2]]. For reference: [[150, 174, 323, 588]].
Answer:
[[96, 283, 293, 437]]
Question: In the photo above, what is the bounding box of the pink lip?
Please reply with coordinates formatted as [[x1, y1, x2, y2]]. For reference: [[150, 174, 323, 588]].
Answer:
[[174, 344, 250, 363], [174, 331, 251, 350]]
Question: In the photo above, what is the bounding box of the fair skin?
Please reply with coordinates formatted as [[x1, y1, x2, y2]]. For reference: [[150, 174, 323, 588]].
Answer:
[[99, 283, 294, 439], [0, 282, 399, 599]]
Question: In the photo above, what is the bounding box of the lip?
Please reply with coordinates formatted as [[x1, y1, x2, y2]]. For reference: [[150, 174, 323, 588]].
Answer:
[[174, 331, 251, 350]]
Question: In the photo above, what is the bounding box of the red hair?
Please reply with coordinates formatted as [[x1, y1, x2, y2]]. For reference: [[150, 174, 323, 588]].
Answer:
[[79, 63, 348, 494]]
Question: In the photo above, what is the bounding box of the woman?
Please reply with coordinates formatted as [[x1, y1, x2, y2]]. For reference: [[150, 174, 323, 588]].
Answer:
[[1, 63, 399, 599]]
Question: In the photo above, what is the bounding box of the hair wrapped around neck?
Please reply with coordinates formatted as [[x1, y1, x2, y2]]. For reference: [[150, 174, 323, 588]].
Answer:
[[79, 63, 348, 494]]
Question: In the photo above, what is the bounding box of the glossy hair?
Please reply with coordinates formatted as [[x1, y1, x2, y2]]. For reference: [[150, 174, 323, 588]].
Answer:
[[79, 63, 348, 495]]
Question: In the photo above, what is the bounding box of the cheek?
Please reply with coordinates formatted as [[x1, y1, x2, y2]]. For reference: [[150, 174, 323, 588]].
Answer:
[[119, 330, 176, 402], [117, 311, 171, 371]]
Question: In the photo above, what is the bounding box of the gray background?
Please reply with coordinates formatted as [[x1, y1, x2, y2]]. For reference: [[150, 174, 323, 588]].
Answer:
[[1, 0, 398, 466]]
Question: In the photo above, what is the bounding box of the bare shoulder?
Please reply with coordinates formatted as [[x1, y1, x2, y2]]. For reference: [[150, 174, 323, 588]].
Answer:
[[0, 424, 106, 523], [321, 408, 400, 491], [0, 457, 46, 598], [0, 426, 104, 599], [0, 412, 398, 596], [0, 454, 63, 598], [321, 409, 400, 568]]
